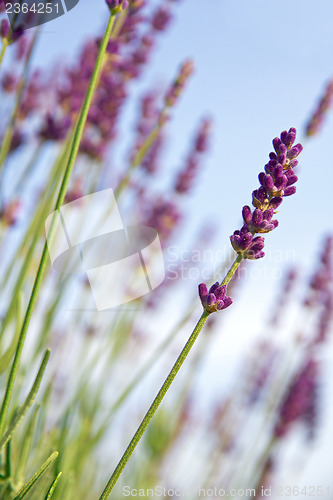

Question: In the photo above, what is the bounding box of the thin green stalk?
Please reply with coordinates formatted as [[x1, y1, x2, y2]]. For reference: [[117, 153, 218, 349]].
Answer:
[[5, 440, 11, 479], [221, 253, 243, 285], [98, 310, 210, 499], [0, 291, 22, 375], [0, 29, 40, 176], [14, 141, 44, 195], [0, 40, 8, 68], [99, 255, 242, 498], [44, 472, 62, 500], [115, 118, 163, 199], [13, 451, 58, 500], [1, 137, 72, 290], [0, 293, 24, 432], [94, 252, 239, 442], [0, 142, 70, 336], [0, 349, 50, 450], [0, 11, 116, 437], [16, 406, 40, 483]]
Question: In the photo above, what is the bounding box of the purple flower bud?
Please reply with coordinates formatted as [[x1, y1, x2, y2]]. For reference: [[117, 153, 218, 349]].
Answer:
[[230, 229, 253, 253], [252, 187, 269, 209], [152, 6, 172, 31], [274, 174, 287, 191], [252, 209, 263, 225], [198, 283, 208, 302], [289, 159, 298, 169], [273, 137, 282, 154], [285, 170, 298, 186], [242, 205, 252, 225], [283, 186, 297, 196], [280, 130, 288, 143], [244, 235, 266, 259], [106, 0, 129, 13], [269, 197, 283, 210], [284, 130, 296, 148], [286, 144, 303, 160], [198, 282, 233, 314]]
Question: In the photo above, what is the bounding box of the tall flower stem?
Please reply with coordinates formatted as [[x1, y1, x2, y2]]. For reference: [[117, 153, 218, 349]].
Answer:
[[98, 310, 210, 499], [221, 254, 243, 285], [98, 254, 242, 499], [0, 29, 40, 179], [0, 40, 8, 68], [0, 12, 117, 436], [115, 116, 165, 199]]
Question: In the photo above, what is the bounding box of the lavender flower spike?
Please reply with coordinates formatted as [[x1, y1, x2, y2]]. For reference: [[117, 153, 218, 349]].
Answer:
[[199, 282, 233, 314], [230, 127, 303, 260]]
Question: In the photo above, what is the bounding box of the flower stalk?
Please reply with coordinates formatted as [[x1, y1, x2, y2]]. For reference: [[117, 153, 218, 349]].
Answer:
[[0, 10, 119, 438]]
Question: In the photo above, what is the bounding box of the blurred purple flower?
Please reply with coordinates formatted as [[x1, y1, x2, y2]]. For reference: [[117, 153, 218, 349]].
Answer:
[[274, 357, 319, 441], [305, 80, 333, 137], [152, 6, 172, 32], [105, 0, 129, 13], [165, 59, 194, 107], [175, 118, 212, 194]]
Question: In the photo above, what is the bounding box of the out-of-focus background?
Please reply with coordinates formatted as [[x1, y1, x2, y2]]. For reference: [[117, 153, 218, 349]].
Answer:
[[1, 0, 333, 498]]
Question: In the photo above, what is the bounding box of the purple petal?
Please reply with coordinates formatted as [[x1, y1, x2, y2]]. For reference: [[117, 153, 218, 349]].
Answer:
[[222, 297, 233, 309], [242, 205, 252, 225], [207, 293, 216, 306], [284, 186, 297, 196], [263, 208, 274, 221], [273, 137, 282, 154], [269, 197, 283, 210], [253, 209, 263, 225], [209, 282, 220, 295], [198, 283, 208, 301], [286, 144, 303, 160]]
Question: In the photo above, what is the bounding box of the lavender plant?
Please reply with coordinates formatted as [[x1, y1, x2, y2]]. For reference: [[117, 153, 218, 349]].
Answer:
[[0, 1, 332, 499]]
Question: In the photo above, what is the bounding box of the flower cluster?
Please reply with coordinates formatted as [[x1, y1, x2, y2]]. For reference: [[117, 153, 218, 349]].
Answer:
[[305, 80, 333, 137], [165, 59, 194, 107], [304, 236, 333, 308], [274, 357, 319, 440], [198, 282, 233, 314], [175, 118, 212, 194], [230, 128, 303, 260]]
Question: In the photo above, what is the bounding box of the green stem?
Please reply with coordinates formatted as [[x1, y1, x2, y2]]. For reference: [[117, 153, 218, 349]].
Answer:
[[0, 29, 39, 177], [115, 121, 162, 199], [13, 451, 58, 500], [221, 253, 243, 286], [0, 349, 50, 450], [0, 291, 22, 375], [44, 472, 62, 500], [99, 254, 243, 498], [0, 293, 23, 433], [0, 11, 116, 433], [5, 440, 11, 478], [0, 41, 8, 68], [98, 310, 210, 500]]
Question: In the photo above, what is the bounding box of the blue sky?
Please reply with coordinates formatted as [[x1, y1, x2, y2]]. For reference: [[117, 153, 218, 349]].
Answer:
[[33, 0, 333, 267]]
